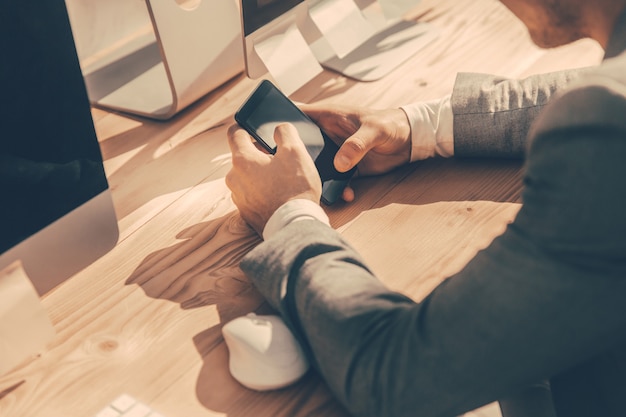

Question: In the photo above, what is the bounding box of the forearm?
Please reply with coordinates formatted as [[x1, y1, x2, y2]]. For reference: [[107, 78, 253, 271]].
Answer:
[[452, 69, 584, 158], [242, 220, 535, 417], [242, 214, 626, 417], [241, 220, 426, 416]]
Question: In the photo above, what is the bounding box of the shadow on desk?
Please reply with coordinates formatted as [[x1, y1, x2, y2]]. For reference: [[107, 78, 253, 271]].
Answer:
[[193, 324, 349, 416], [324, 157, 524, 232], [124, 211, 351, 415]]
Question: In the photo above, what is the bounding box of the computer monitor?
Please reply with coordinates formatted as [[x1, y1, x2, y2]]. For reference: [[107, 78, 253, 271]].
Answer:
[[0, 1, 119, 295], [240, 0, 438, 93]]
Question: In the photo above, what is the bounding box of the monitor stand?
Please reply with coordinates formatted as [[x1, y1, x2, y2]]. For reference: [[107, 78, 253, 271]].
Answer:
[[81, 0, 243, 120], [302, 0, 439, 81], [308, 17, 438, 82]]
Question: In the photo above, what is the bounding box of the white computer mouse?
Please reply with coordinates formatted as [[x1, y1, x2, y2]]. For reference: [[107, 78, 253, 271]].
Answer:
[[221, 313, 310, 391]]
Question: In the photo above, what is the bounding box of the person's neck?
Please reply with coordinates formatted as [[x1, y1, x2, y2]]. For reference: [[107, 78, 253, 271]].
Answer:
[[587, 3, 626, 48]]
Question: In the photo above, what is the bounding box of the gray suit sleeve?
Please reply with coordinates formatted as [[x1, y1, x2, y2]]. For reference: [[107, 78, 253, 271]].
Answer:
[[451, 70, 584, 158]]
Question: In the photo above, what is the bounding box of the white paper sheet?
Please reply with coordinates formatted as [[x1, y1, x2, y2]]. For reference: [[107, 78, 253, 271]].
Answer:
[[0, 261, 56, 376], [253, 24, 323, 96], [308, 0, 374, 58]]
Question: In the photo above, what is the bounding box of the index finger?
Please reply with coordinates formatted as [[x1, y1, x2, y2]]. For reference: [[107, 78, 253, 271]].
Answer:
[[301, 104, 332, 125]]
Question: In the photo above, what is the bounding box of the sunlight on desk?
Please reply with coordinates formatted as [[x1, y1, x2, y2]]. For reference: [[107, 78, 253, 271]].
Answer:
[[0, 0, 606, 416]]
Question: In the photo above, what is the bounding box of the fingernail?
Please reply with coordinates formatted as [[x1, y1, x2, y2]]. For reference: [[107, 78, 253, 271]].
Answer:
[[336, 154, 351, 171]]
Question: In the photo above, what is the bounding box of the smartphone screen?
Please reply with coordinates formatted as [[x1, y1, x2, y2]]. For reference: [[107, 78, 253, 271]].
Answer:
[[235, 80, 355, 204]]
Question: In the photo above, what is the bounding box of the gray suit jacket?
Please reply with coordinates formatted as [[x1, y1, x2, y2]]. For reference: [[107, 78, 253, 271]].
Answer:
[[240, 11, 626, 417]]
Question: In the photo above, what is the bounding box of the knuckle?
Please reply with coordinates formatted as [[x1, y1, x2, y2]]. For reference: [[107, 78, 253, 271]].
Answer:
[[346, 138, 366, 154]]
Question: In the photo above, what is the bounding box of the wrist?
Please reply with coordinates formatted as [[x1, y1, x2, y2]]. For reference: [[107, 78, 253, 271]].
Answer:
[[390, 108, 413, 164]]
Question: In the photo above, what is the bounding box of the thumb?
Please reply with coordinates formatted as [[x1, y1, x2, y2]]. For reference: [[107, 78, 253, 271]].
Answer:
[[273, 123, 304, 153], [334, 125, 377, 173]]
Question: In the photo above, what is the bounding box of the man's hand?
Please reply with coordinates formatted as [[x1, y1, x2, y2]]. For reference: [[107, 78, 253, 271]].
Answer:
[[304, 105, 412, 174], [225, 123, 322, 236]]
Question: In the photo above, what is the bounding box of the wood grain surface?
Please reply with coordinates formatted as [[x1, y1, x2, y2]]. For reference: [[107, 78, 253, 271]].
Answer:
[[0, 0, 603, 416]]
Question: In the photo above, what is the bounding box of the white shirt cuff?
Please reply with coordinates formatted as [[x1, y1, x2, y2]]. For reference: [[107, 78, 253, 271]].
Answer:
[[262, 199, 331, 240], [400, 94, 454, 161]]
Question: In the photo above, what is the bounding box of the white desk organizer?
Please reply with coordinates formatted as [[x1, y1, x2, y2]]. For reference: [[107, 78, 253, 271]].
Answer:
[[80, 0, 244, 120]]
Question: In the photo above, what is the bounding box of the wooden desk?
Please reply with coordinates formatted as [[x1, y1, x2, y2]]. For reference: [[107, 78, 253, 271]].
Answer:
[[0, 0, 603, 416]]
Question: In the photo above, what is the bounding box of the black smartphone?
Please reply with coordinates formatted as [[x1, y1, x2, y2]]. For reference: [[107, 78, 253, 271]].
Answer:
[[234, 79, 356, 205]]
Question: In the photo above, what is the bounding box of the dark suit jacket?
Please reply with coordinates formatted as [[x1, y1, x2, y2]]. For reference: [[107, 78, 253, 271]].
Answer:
[[240, 10, 626, 417]]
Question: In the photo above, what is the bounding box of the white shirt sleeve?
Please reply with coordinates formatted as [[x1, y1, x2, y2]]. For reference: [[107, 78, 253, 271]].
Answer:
[[400, 94, 454, 161], [262, 199, 330, 240]]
